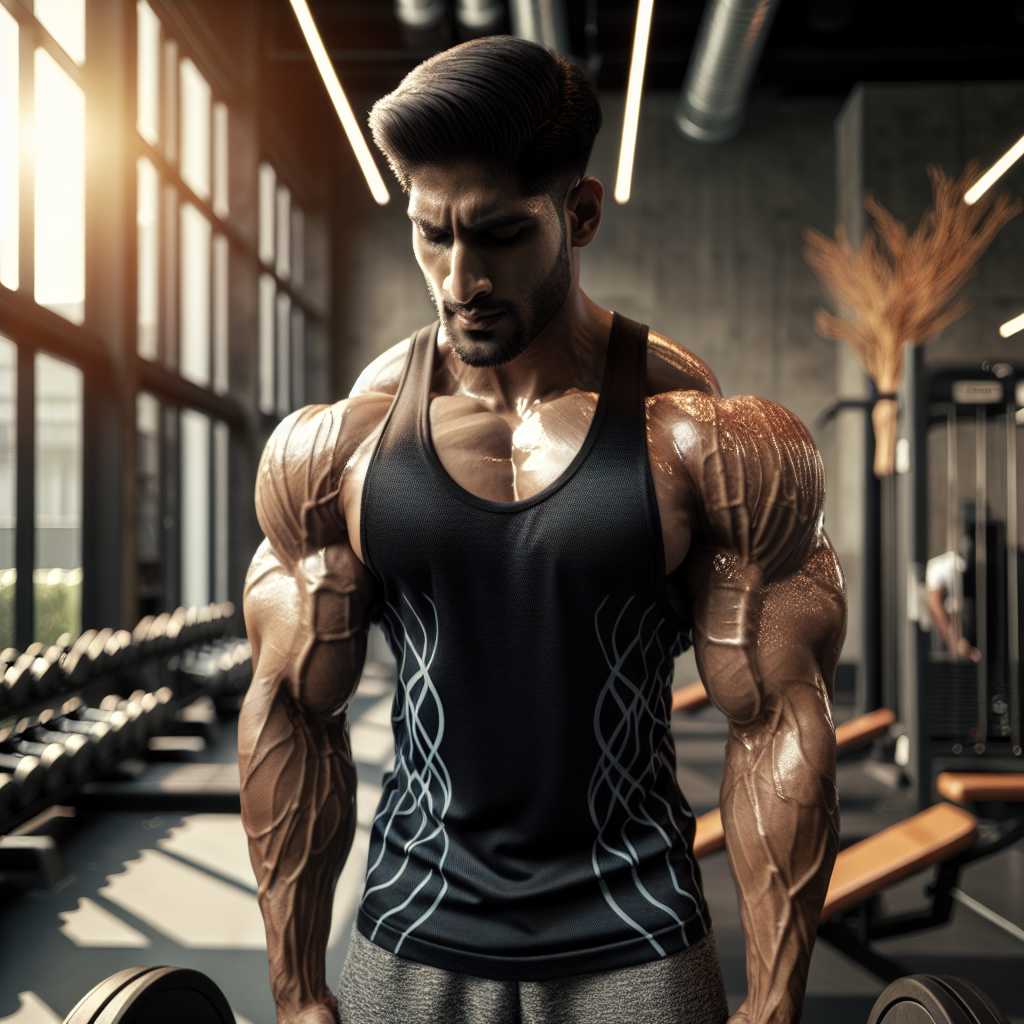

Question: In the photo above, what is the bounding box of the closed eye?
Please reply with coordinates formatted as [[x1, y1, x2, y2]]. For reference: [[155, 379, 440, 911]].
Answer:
[[487, 223, 525, 240], [418, 225, 452, 246]]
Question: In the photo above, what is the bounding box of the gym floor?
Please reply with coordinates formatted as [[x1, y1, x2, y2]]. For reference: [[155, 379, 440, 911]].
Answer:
[[1, 644, 1021, 1024]]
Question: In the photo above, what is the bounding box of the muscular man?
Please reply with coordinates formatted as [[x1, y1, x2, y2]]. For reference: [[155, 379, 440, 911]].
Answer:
[[240, 37, 844, 1024]]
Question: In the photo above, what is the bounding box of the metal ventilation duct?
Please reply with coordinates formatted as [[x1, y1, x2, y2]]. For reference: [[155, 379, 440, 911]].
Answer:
[[456, 0, 505, 39], [394, 0, 447, 30], [509, 0, 570, 56], [394, 0, 450, 50], [675, 0, 781, 144]]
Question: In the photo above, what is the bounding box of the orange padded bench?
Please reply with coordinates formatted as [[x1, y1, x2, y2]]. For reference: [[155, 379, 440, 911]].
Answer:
[[936, 772, 1024, 804], [820, 803, 977, 918], [672, 682, 711, 714], [693, 808, 723, 859], [834, 708, 896, 751]]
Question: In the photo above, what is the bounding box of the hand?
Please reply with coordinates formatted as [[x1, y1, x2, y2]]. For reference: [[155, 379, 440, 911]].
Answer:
[[727, 1002, 750, 1024], [279, 991, 338, 1024], [955, 637, 981, 662]]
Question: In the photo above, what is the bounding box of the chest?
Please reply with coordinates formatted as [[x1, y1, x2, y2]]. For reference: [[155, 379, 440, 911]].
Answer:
[[343, 390, 692, 575]]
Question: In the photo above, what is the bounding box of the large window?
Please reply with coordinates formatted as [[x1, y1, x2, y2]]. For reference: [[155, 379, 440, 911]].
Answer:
[[0, 0, 89, 647], [34, 352, 83, 643], [0, 0, 328, 644], [258, 162, 306, 417], [134, 1, 229, 396], [0, 335, 14, 648], [34, 48, 85, 324], [0, 6, 18, 293], [133, 0, 234, 613]]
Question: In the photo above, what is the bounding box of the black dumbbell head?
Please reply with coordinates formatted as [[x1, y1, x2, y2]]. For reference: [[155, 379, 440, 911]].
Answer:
[[0, 772, 14, 820], [4, 654, 35, 707], [30, 727, 93, 783], [65, 630, 98, 685], [12, 740, 67, 793], [0, 752, 43, 807], [64, 965, 234, 1024]]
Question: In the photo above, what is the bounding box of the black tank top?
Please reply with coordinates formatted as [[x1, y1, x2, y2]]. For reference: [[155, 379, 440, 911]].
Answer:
[[357, 313, 710, 981]]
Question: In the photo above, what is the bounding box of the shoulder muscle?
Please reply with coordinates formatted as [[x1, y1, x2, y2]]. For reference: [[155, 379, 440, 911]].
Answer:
[[350, 338, 413, 397], [256, 395, 391, 566], [647, 330, 722, 398], [649, 391, 824, 580]]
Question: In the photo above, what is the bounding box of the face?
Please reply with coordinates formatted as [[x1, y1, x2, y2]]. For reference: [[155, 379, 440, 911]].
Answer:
[[407, 163, 572, 367]]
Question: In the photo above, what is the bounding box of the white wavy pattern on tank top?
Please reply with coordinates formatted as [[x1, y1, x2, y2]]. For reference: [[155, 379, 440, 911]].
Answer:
[[361, 592, 452, 954], [588, 594, 707, 956]]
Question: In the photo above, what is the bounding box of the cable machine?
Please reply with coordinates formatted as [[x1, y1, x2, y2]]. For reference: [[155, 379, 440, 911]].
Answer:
[[895, 347, 1024, 808]]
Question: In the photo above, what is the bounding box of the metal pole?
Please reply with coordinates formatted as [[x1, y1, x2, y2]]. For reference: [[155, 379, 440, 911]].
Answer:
[[947, 407, 962, 654], [1007, 401, 1021, 757], [975, 407, 988, 752]]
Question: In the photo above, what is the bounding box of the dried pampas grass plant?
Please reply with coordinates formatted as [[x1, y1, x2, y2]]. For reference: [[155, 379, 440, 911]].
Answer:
[[804, 162, 1020, 476]]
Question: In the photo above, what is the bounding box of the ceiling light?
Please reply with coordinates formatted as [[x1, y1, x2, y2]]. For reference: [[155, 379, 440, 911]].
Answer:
[[288, 0, 389, 205], [964, 133, 1024, 206], [1000, 312, 1024, 339], [614, 0, 655, 204]]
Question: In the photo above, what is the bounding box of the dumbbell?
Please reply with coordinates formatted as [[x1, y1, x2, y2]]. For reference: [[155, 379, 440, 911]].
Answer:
[[3, 653, 35, 707], [0, 647, 17, 716], [165, 606, 188, 649], [31, 644, 66, 699], [27, 720, 94, 784], [4, 731, 68, 794], [98, 693, 147, 752], [92, 688, 174, 751], [64, 966, 234, 1024], [178, 646, 227, 696], [103, 629, 134, 672], [0, 771, 14, 820], [0, 751, 44, 807], [67, 698, 133, 757], [50, 702, 118, 769], [62, 630, 98, 686]]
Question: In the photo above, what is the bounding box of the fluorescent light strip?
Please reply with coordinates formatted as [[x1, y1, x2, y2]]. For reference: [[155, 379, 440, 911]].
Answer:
[[288, 0, 389, 206], [614, 0, 655, 205], [964, 132, 1024, 206], [1000, 311, 1024, 339]]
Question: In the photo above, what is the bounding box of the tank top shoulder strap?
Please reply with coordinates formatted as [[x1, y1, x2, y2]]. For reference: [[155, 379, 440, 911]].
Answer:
[[378, 320, 439, 444], [602, 312, 650, 438]]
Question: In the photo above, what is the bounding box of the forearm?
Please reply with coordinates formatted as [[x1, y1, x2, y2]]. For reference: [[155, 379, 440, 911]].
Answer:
[[926, 589, 955, 652], [722, 683, 839, 1024], [240, 694, 356, 1018], [240, 539, 375, 1022]]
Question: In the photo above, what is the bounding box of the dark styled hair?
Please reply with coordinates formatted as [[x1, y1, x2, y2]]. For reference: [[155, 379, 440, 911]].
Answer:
[[368, 37, 602, 199]]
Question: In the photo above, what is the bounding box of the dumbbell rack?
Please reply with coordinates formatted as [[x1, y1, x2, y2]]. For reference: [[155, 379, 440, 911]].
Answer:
[[0, 602, 252, 837]]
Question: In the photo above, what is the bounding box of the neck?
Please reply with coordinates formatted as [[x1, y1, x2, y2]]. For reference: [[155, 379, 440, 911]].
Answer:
[[440, 285, 613, 419]]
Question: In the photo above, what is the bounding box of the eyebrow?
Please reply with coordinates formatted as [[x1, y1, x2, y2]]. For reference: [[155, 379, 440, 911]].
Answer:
[[409, 212, 535, 233]]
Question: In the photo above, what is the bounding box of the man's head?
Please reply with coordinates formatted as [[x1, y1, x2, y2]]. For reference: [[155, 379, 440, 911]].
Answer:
[[369, 38, 603, 366]]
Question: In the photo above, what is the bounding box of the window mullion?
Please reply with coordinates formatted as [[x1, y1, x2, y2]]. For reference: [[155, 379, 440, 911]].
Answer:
[[14, 338, 33, 649]]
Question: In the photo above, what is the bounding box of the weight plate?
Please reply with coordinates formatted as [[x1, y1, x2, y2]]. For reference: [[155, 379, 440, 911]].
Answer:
[[63, 966, 160, 1024], [932, 976, 1010, 1024], [92, 966, 233, 1024], [869, 975, 974, 1024]]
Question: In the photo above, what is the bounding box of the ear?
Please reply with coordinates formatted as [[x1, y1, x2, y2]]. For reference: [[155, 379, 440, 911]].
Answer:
[[565, 176, 603, 248]]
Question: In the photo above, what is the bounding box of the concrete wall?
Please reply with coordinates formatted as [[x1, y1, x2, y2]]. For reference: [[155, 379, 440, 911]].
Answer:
[[335, 89, 842, 410]]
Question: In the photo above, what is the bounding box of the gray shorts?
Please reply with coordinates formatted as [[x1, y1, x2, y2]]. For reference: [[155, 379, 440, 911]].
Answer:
[[338, 927, 729, 1024]]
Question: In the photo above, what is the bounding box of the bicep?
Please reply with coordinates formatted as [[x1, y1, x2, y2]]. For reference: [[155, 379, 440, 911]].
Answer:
[[244, 537, 375, 716], [690, 534, 845, 726]]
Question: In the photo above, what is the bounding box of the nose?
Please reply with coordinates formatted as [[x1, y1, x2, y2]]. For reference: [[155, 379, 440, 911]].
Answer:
[[443, 239, 491, 305]]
